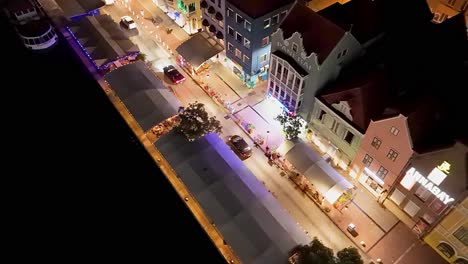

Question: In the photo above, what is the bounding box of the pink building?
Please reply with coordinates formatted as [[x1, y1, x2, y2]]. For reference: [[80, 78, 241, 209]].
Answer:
[[350, 96, 444, 197]]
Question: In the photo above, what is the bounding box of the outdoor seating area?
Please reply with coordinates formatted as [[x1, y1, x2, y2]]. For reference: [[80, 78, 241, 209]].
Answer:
[[147, 115, 181, 143]]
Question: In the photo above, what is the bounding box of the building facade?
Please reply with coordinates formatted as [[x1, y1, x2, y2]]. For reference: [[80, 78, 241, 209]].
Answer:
[[200, 0, 226, 47], [424, 196, 468, 263], [388, 141, 468, 235], [153, 0, 202, 34], [351, 114, 414, 197], [268, 3, 362, 119], [4, 0, 41, 25], [224, 0, 294, 87]]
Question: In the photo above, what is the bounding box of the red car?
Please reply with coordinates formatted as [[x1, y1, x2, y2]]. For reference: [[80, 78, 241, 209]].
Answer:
[[164, 65, 185, 84], [229, 135, 252, 159]]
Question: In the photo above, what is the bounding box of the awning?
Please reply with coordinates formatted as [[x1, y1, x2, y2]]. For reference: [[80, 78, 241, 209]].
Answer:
[[200, 0, 208, 8], [216, 31, 224, 39], [176, 32, 223, 69], [209, 25, 216, 33], [215, 12, 223, 20], [285, 142, 353, 203], [208, 6, 215, 14], [202, 19, 210, 27]]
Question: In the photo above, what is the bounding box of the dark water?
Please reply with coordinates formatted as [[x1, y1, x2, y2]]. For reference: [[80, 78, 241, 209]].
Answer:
[[3, 15, 224, 262]]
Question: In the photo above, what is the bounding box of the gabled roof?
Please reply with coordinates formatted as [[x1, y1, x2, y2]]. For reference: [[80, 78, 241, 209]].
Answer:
[[318, 67, 388, 133], [318, 0, 384, 44], [279, 3, 345, 63], [227, 0, 295, 18]]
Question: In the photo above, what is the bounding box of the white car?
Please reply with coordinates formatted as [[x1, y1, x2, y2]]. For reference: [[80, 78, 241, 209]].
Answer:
[[120, 16, 137, 30]]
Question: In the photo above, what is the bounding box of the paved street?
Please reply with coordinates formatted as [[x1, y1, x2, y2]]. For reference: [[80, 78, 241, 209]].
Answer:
[[52, 1, 449, 264]]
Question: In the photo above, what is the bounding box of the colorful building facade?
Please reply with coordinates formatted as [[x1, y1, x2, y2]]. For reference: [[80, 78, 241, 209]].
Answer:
[[424, 196, 468, 263], [153, 0, 202, 34]]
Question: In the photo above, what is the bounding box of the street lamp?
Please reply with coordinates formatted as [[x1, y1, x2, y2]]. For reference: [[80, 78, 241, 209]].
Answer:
[[266, 130, 270, 149]]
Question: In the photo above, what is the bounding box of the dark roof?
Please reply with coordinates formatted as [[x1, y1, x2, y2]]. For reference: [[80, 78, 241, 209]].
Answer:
[[272, 50, 308, 76], [318, 67, 388, 133], [16, 20, 52, 37], [55, 0, 105, 18], [227, 0, 294, 18], [379, 95, 448, 151], [5, 0, 35, 13], [279, 3, 345, 63], [318, 0, 384, 44]]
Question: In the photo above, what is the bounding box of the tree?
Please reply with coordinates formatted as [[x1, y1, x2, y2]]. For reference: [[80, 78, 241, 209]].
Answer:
[[275, 111, 303, 140], [290, 238, 363, 264], [336, 247, 363, 264], [176, 102, 222, 141], [292, 237, 335, 264], [136, 52, 147, 61]]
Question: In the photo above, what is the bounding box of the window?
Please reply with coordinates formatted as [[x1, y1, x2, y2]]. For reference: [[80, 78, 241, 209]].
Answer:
[[344, 131, 354, 144], [362, 154, 373, 167], [244, 20, 251, 31], [292, 43, 298, 52], [228, 26, 234, 36], [390, 188, 406, 205], [227, 42, 233, 52], [403, 200, 420, 217], [264, 18, 271, 28], [318, 110, 326, 121], [437, 243, 455, 258], [429, 199, 447, 215], [387, 149, 399, 161], [235, 48, 242, 59], [376, 166, 388, 179], [227, 8, 233, 17], [236, 14, 243, 24], [279, 10, 287, 21], [260, 54, 267, 64], [454, 258, 468, 264], [330, 119, 339, 133], [448, 0, 456, 6], [236, 32, 242, 42], [414, 185, 431, 202], [272, 14, 279, 25], [390, 126, 399, 135], [462, 0, 468, 11], [243, 54, 250, 64], [337, 49, 348, 59], [454, 226, 468, 246], [243, 38, 250, 49], [262, 36, 269, 47], [371, 137, 382, 149]]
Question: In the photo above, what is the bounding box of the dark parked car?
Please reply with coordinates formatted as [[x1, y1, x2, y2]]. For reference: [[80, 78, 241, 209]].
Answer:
[[163, 65, 185, 84], [229, 135, 252, 159]]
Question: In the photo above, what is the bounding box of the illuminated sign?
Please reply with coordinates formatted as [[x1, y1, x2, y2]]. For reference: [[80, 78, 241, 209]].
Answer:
[[400, 162, 454, 205]]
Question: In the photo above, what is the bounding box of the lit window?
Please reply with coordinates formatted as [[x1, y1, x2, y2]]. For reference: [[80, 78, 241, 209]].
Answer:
[[371, 137, 382, 149], [264, 18, 271, 28], [362, 154, 373, 167], [390, 126, 399, 135], [243, 54, 250, 64], [387, 149, 399, 161], [453, 226, 468, 246], [243, 38, 250, 49], [244, 20, 251, 31], [437, 243, 455, 258], [227, 8, 233, 17], [414, 185, 431, 202], [227, 42, 233, 52], [235, 48, 242, 59], [262, 36, 269, 47], [260, 54, 267, 64]]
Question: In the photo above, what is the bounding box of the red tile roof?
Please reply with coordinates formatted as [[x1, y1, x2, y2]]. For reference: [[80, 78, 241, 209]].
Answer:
[[279, 3, 345, 64]]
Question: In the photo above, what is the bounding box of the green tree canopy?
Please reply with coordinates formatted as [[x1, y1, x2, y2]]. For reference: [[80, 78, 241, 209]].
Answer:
[[176, 102, 222, 141], [275, 111, 303, 140], [290, 237, 363, 264]]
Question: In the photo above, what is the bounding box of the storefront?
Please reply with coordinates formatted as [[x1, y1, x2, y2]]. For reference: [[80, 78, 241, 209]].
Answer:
[[309, 131, 351, 171], [388, 141, 467, 235], [359, 167, 386, 197]]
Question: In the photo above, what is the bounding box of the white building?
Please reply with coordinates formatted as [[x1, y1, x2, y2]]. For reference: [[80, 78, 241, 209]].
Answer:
[[16, 20, 58, 51]]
